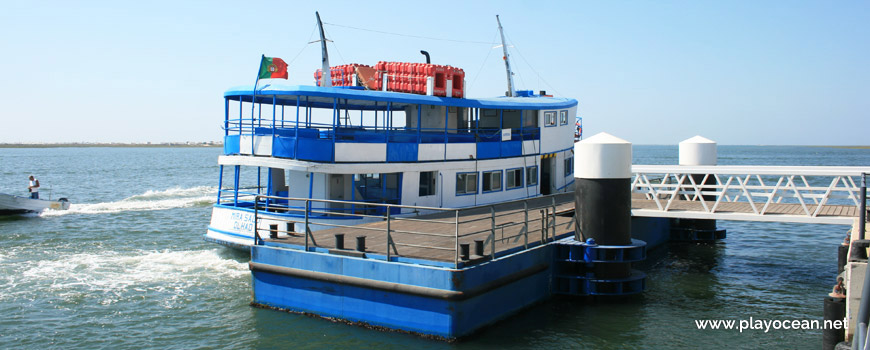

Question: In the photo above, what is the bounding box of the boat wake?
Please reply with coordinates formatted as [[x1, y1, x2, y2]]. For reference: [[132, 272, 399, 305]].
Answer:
[[4, 249, 248, 306], [40, 186, 217, 216]]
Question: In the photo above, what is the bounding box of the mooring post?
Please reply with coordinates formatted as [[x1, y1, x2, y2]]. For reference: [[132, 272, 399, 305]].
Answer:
[[676, 136, 724, 241], [574, 132, 632, 279]]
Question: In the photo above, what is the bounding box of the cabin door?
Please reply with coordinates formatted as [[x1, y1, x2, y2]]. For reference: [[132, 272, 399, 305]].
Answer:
[[329, 174, 348, 212], [541, 158, 553, 195]]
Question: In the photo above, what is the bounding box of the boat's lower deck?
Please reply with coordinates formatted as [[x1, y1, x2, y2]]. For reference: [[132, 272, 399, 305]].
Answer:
[[259, 195, 575, 264]]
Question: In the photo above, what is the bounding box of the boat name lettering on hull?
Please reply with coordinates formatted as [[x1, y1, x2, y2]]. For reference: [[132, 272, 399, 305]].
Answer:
[[231, 212, 254, 232]]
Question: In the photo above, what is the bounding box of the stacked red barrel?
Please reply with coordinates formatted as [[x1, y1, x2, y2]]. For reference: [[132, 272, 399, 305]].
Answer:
[[314, 61, 465, 98]]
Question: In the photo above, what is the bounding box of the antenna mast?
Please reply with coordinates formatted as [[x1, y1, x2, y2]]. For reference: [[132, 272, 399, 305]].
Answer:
[[316, 11, 332, 87], [496, 15, 515, 97]]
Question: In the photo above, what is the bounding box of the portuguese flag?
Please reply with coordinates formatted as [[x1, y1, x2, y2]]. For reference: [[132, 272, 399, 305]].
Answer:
[[258, 56, 288, 79]]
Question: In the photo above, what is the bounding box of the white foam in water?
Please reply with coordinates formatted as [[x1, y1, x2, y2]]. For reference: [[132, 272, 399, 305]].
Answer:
[[7, 249, 247, 304], [41, 186, 217, 216]]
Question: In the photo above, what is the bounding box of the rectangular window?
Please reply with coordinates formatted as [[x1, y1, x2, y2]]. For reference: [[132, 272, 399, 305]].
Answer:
[[456, 172, 478, 195], [482, 170, 502, 192], [564, 157, 574, 176], [560, 110, 568, 125], [506, 168, 523, 190], [544, 111, 556, 127], [527, 166, 538, 186], [523, 110, 538, 128], [419, 171, 437, 196]]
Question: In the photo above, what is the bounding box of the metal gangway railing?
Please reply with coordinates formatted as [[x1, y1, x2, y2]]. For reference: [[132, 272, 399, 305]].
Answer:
[[631, 165, 870, 224], [250, 193, 575, 268]]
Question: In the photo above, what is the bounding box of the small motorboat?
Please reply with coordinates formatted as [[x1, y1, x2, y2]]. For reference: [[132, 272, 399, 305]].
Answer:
[[0, 193, 70, 215]]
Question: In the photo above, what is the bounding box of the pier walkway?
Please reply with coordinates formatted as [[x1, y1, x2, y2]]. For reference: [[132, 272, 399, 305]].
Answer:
[[630, 165, 869, 225]]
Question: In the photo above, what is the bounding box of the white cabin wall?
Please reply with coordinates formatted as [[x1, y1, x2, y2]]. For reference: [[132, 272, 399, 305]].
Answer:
[[539, 106, 576, 154]]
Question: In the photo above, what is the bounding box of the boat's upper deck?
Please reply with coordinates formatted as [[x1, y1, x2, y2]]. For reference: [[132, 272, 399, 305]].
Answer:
[[222, 84, 578, 164], [225, 84, 577, 110]]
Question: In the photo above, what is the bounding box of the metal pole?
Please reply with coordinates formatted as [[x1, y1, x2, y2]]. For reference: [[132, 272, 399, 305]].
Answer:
[[855, 176, 870, 350], [316, 11, 331, 87], [490, 206, 496, 259], [304, 199, 310, 251], [454, 209, 460, 268], [856, 322, 867, 350], [253, 195, 260, 245], [524, 200, 528, 249], [860, 173, 866, 241], [551, 196, 557, 241], [386, 208, 392, 261], [541, 209, 546, 243]]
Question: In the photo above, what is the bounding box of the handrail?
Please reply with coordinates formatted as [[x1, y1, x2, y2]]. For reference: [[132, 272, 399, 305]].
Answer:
[[251, 192, 573, 268], [632, 167, 870, 220]]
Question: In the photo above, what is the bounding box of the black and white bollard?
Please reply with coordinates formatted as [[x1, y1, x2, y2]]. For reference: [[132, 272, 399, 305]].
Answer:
[[671, 136, 726, 241], [574, 132, 633, 279]]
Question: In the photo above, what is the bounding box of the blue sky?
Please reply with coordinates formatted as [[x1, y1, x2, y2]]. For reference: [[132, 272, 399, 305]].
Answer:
[[1, 1, 867, 145]]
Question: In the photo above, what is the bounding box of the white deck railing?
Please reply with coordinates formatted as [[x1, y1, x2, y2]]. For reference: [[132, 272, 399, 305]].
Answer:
[[631, 165, 869, 222]]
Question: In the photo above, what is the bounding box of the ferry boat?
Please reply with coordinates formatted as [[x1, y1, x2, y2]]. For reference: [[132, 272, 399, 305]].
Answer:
[[204, 15, 579, 249]]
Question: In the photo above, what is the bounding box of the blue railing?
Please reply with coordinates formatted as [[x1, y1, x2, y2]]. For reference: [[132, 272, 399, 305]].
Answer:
[[217, 189, 401, 218], [224, 119, 541, 162]]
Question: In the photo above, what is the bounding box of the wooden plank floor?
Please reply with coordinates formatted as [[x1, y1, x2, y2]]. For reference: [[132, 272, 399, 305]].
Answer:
[[629, 193, 859, 217], [264, 194, 576, 263]]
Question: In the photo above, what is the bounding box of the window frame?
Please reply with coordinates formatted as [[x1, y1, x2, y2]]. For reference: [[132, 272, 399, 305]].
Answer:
[[544, 111, 557, 127], [455, 172, 478, 196], [526, 166, 538, 186], [564, 157, 574, 177], [419, 171, 437, 197], [481, 170, 503, 193], [506, 167, 524, 190]]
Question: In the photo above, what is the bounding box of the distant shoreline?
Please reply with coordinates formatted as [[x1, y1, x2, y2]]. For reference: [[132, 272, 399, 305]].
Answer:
[[816, 145, 870, 150], [0, 143, 221, 148]]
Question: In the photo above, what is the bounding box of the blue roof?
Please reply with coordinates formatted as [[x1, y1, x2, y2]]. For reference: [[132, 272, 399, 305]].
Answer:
[[224, 84, 578, 111]]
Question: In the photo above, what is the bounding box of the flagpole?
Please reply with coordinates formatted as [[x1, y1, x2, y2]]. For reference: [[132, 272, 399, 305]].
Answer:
[[251, 54, 264, 155]]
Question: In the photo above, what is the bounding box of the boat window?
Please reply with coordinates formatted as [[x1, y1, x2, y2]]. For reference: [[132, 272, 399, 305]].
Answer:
[[544, 111, 556, 127], [523, 110, 538, 128], [560, 110, 568, 125], [564, 157, 574, 176], [506, 168, 523, 190], [449, 107, 471, 133], [456, 172, 478, 195], [479, 109, 500, 129], [406, 104, 446, 131], [502, 110, 522, 129], [482, 170, 502, 192], [419, 171, 437, 197], [526, 166, 538, 186]]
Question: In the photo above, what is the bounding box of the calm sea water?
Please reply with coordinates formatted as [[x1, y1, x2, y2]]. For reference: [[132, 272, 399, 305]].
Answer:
[[0, 145, 867, 349]]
